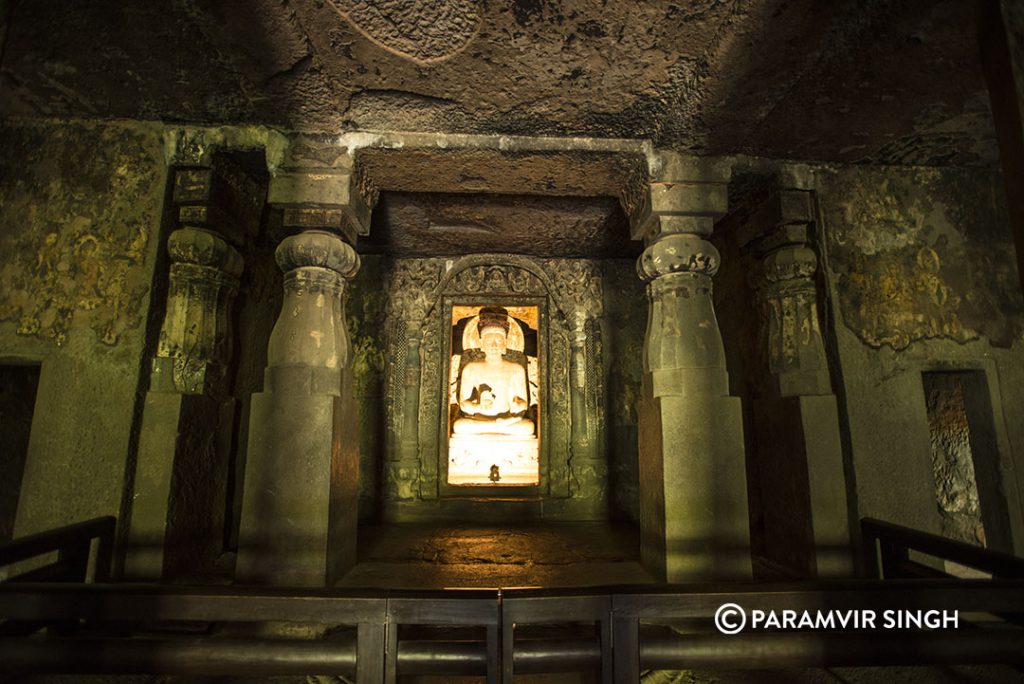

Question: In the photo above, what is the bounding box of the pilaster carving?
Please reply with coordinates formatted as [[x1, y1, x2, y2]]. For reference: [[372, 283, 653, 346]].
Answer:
[[151, 228, 243, 396], [755, 246, 828, 391], [742, 188, 831, 397]]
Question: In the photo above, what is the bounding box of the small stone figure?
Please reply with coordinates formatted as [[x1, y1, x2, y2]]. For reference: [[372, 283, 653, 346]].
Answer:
[[489, 464, 501, 483]]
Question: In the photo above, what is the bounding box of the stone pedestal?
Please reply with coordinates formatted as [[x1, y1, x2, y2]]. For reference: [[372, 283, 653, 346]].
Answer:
[[633, 165, 752, 580], [236, 230, 360, 587], [126, 227, 242, 580]]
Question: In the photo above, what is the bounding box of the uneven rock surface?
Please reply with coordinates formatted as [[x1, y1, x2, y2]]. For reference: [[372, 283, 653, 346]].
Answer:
[[0, 0, 999, 164]]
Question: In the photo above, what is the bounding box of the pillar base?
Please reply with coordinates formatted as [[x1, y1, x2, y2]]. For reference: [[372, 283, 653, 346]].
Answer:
[[236, 387, 358, 587], [126, 392, 232, 581], [639, 388, 751, 582], [755, 394, 853, 577]]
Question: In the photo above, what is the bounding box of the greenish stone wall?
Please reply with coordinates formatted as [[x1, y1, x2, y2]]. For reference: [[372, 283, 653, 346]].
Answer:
[[602, 260, 646, 522], [816, 164, 1024, 553], [347, 254, 388, 521], [0, 119, 168, 540]]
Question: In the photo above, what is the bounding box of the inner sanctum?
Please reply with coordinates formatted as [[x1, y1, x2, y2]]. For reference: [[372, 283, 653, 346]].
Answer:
[[448, 305, 541, 486]]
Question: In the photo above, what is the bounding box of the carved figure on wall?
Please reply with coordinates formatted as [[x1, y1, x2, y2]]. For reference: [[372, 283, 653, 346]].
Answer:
[[452, 307, 534, 436]]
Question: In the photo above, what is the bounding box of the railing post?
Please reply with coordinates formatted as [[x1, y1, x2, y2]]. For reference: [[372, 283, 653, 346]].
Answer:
[[356, 620, 386, 683], [599, 610, 613, 684], [486, 622, 500, 684], [612, 606, 640, 684]]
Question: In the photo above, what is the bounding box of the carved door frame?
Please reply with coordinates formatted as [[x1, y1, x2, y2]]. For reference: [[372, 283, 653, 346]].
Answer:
[[437, 294, 549, 498]]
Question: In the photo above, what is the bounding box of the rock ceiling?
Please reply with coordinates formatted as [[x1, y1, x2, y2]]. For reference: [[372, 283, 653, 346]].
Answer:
[[0, 0, 999, 166]]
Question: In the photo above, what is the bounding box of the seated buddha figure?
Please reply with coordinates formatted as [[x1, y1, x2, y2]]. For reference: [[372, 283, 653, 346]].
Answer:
[[452, 307, 535, 436]]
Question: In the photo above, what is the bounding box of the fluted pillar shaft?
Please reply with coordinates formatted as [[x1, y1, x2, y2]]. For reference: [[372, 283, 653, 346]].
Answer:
[[236, 230, 362, 586]]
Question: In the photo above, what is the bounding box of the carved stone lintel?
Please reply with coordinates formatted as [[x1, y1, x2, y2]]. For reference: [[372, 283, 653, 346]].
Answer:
[[263, 231, 360, 389], [152, 228, 242, 396]]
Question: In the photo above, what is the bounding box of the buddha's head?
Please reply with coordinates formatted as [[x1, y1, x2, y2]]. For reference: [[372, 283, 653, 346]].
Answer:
[[478, 307, 510, 359]]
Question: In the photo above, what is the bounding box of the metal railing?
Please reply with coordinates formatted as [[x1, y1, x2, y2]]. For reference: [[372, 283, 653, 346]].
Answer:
[[0, 517, 1022, 682], [0, 516, 114, 583], [862, 516, 1024, 579]]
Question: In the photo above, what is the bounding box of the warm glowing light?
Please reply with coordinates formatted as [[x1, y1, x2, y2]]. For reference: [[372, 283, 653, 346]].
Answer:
[[448, 434, 539, 485], [447, 304, 540, 486]]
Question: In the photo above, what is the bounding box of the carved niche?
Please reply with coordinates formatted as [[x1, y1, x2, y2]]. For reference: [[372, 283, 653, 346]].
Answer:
[[382, 255, 606, 515]]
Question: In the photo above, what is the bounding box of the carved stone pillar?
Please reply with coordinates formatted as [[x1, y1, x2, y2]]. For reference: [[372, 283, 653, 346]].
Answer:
[[126, 214, 242, 579], [235, 158, 375, 586], [389, 330, 423, 501], [742, 183, 852, 577], [630, 154, 751, 581], [236, 230, 361, 586]]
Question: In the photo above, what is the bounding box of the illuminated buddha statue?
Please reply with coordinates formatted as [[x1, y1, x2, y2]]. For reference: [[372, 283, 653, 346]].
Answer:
[[452, 307, 535, 436]]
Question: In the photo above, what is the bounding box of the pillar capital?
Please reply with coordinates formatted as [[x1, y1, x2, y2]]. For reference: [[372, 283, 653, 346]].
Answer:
[[268, 160, 378, 244], [627, 152, 732, 241], [275, 229, 361, 278], [740, 185, 830, 398], [167, 227, 243, 276], [264, 230, 360, 392], [637, 233, 720, 282], [152, 228, 242, 396]]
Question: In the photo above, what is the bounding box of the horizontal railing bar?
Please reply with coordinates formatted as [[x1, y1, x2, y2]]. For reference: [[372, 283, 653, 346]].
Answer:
[[0, 517, 115, 568], [7, 560, 84, 583], [4, 581, 1023, 623], [504, 595, 610, 623], [4, 629, 1023, 677], [387, 597, 499, 624], [638, 631, 1024, 669], [514, 637, 601, 673], [0, 637, 359, 676], [862, 518, 1024, 577], [396, 640, 487, 675], [0, 585, 389, 623]]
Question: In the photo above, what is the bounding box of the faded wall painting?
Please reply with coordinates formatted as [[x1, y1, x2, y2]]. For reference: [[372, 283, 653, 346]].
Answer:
[[820, 167, 1024, 350]]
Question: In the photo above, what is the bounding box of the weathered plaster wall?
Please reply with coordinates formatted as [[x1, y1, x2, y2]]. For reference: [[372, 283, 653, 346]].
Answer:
[[0, 119, 167, 538], [817, 165, 1024, 552]]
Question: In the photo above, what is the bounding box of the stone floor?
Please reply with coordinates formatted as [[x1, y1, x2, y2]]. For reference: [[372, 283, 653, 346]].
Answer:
[[337, 522, 655, 589]]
